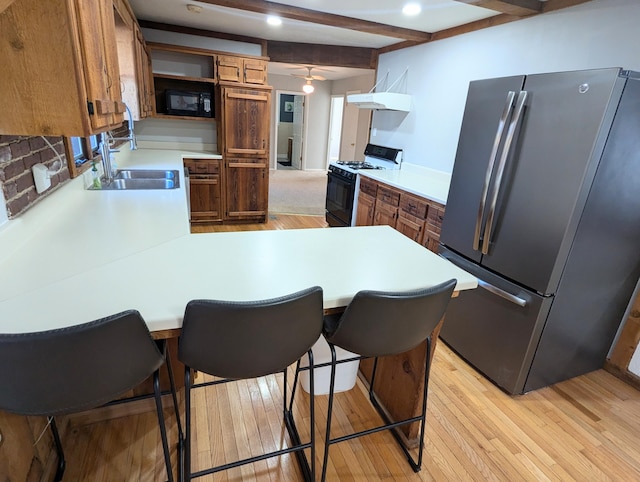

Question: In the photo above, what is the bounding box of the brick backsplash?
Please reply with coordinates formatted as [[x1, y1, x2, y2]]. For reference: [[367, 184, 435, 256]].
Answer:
[[0, 124, 130, 219], [0, 135, 70, 219]]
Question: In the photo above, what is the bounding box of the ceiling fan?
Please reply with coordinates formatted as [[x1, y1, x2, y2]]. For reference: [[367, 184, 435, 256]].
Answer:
[[291, 66, 327, 94]]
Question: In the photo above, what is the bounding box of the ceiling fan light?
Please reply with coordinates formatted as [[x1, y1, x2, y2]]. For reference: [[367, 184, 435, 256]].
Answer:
[[266, 15, 282, 26], [303, 83, 315, 94]]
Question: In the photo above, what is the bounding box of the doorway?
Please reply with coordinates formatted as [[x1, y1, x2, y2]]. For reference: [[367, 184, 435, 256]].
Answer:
[[275, 91, 306, 170], [326, 95, 344, 168]]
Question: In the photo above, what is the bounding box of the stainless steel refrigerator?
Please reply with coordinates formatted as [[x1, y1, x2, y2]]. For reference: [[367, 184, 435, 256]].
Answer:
[[438, 68, 640, 394]]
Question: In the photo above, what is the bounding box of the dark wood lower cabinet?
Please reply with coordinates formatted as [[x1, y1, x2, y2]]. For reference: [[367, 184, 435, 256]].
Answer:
[[355, 175, 445, 253], [184, 156, 269, 224], [189, 177, 222, 222], [224, 157, 268, 222]]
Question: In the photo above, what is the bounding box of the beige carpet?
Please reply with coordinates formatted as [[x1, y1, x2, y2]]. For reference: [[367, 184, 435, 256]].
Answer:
[[269, 169, 327, 215]]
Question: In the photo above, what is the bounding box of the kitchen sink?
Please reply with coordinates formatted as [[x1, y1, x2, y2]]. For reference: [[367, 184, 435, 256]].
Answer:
[[88, 169, 180, 190], [114, 169, 178, 180]]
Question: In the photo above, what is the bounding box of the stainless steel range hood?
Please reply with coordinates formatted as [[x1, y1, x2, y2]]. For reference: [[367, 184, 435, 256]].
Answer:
[[346, 92, 412, 112]]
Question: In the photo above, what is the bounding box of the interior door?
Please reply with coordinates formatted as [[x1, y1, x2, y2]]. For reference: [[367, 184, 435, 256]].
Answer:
[[292, 95, 304, 169], [327, 96, 344, 165], [340, 91, 360, 160]]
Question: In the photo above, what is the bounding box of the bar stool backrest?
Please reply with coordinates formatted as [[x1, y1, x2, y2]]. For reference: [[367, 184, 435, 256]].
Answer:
[[179, 286, 324, 379], [0, 310, 164, 416], [324, 279, 457, 358]]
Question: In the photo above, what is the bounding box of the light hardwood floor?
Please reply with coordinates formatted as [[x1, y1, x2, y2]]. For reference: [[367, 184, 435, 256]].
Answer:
[[62, 215, 640, 481]]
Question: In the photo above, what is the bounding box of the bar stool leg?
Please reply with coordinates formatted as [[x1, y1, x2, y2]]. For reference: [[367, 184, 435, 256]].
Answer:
[[183, 367, 193, 482], [320, 344, 338, 482], [153, 370, 174, 482], [50, 417, 65, 482]]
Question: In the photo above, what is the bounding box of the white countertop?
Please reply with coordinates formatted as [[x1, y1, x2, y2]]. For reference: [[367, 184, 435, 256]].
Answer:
[[0, 148, 475, 334], [359, 163, 451, 205]]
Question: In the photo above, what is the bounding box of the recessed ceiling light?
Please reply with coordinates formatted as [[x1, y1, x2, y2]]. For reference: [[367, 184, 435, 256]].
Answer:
[[402, 3, 421, 16], [267, 16, 282, 26]]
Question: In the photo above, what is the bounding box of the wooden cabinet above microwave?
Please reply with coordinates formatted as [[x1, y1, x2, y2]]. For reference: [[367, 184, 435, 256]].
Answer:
[[0, 0, 125, 137]]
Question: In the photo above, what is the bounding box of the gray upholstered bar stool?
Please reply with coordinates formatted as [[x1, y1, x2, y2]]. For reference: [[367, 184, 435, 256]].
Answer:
[[178, 286, 324, 482], [319, 279, 457, 481], [0, 310, 182, 482]]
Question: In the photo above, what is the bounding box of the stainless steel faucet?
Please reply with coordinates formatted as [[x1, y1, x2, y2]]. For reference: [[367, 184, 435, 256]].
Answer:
[[100, 104, 137, 186], [107, 104, 137, 151], [100, 131, 115, 186]]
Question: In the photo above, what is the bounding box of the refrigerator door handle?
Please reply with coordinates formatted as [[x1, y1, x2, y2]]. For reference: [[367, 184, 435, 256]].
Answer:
[[477, 279, 528, 307], [473, 91, 516, 251], [481, 90, 528, 255]]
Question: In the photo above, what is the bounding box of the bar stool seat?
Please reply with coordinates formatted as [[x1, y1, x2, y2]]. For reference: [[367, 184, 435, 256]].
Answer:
[[0, 310, 182, 482], [319, 279, 457, 481], [178, 286, 324, 481]]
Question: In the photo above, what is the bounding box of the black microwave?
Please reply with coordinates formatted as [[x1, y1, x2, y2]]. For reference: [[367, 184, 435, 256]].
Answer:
[[165, 90, 213, 118]]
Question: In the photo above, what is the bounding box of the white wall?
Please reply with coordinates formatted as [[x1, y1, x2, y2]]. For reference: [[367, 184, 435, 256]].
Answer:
[[332, 73, 375, 160], [374, 0, 640, 172], [268, 74, 332, 170], [141, 28, 262, 56], [135, 117, 217, 151]]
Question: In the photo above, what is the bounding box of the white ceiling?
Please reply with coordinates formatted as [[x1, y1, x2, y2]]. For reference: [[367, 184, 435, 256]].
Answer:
[[129, 0, 500, 49], [127, 0, 503, 79]]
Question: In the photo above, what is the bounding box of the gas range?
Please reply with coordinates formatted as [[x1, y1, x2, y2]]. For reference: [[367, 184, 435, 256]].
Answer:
[[331, 144, 403, 173], [329, 144, 403, 179], [326, 143, 403, 227], [336, 160, 386, 170]]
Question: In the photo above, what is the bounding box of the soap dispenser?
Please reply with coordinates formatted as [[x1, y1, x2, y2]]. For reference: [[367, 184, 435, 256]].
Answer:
[[91, 162, 101, 189]]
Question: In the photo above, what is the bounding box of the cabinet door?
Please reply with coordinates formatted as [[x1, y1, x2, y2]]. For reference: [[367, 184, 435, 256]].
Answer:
[[217, 55, 243, 82], [1, 0, 123, 136], [397, 211, 425, 243], [373, 202, 398, 228], [75, 0, 124, 131], [243, 59, 267, 84], [355, 192, 375, 226], [373, 185, 400, 228], [135, 28, 153, 118], [225, 157, 268, 220], [189, 177, 222, 222], [222, 87, 270, 157], [422, 201, 445, 253]]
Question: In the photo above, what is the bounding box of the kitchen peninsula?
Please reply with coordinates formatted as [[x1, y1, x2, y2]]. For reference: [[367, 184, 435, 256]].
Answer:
[[0, 147, 476, 476], [0, 148, 476, 333]]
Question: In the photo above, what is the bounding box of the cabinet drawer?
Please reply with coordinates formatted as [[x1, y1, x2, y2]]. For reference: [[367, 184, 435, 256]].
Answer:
[[427, 203, 445, 229], [400, 194, 428, 218], [377, 185, 400, 206], [184, 159, 220, 175], [359, 177, 378, 197]]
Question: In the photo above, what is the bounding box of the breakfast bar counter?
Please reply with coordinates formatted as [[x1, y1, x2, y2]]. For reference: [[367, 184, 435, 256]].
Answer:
[[0, 146, 476, 455]]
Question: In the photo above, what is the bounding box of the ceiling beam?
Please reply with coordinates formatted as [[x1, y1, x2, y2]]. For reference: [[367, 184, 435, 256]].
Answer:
[[453, 0, 541, 16], [430, 13, 521, 42], [267, 41, 377, 70], [196, 0, 432, 42], [541, 0, 595, 13]]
